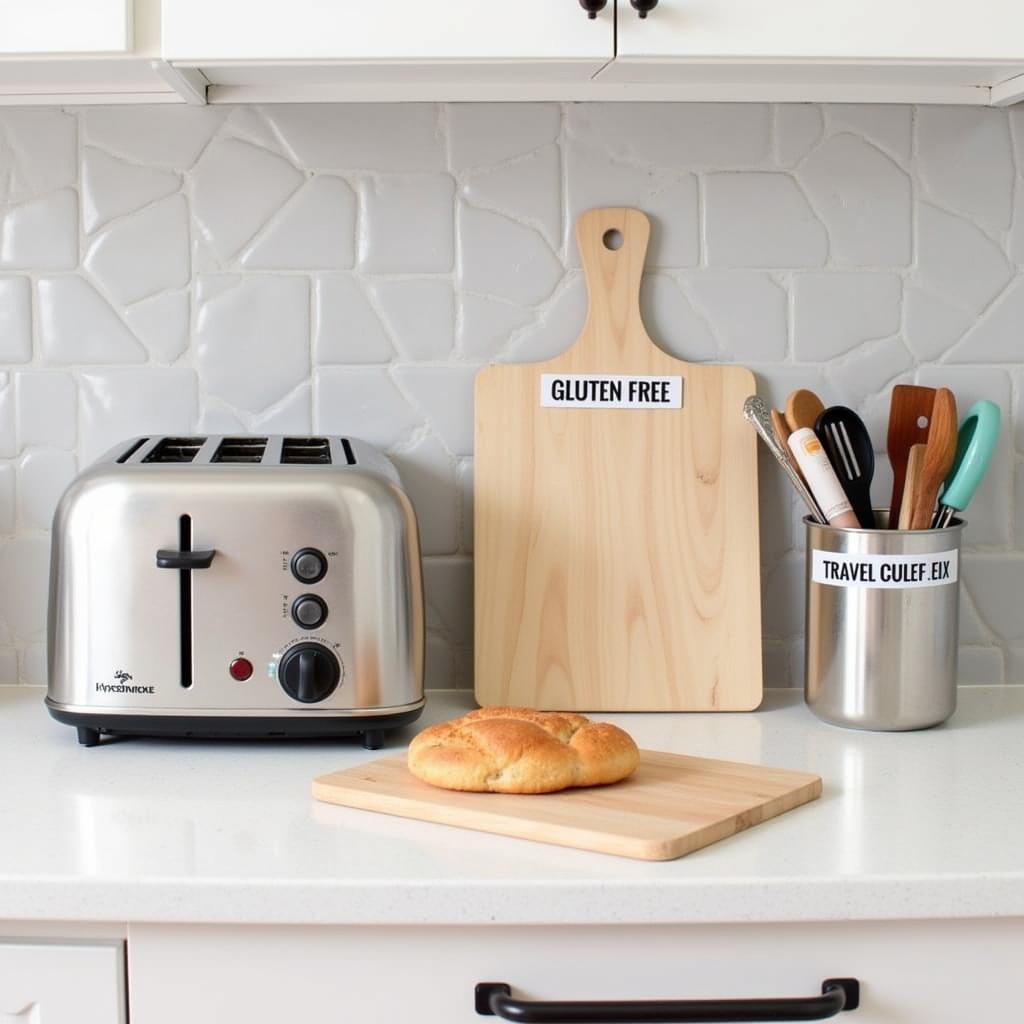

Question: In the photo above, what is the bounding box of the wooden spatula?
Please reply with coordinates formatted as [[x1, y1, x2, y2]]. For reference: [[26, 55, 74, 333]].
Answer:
[[784, 389, 826, 433], [886, 384, 936, 528], [908, 388, 958, 530], [898, 443, 926, 529]]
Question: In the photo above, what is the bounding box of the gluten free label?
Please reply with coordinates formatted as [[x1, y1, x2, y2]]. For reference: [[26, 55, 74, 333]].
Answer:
[[812, 549, 959, 589], [540, 374, 683, 409]]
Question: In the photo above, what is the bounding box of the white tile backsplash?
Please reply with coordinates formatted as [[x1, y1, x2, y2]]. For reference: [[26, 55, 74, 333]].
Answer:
[[14, 370, 75, 450], [37, 275, 146, 364], [16, 449, 75, 531], [914, 202, 1012, 313], [313, 274, 394, 364], [797, 133, 912, 266], [0, 277, 31, 363], [458, 202, 562, 305], [84, 194, 191, 305], [192, 137, 303, 263], [239, 175, 356, 271], [80, 146, 181, 233], [194, 274, 310, 413], [0, 189, 78, 270], [704, 172, 828, 267], [792, 272, 902, 361], [0, 101, 1020, 687], [360, 175, 455, 273]]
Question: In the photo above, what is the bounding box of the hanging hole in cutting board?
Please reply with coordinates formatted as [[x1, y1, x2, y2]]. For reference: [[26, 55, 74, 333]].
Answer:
[[917, 415, 929, 429], [603, 228, 624, 251]]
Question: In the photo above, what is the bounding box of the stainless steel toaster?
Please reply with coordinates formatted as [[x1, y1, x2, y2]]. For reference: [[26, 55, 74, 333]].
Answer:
[[46, 435, 425, 748]]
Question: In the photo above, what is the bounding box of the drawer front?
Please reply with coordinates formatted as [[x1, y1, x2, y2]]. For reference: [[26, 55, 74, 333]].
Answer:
[[128, 919, 1019, 1023], [0, 939, 126, 1024]]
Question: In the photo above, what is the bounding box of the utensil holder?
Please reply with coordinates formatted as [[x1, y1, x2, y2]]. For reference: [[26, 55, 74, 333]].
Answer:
[[804, 511, 964, 731]]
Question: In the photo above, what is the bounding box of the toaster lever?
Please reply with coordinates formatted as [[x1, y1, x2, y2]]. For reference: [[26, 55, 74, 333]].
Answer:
[[156, 549, 217, 570]]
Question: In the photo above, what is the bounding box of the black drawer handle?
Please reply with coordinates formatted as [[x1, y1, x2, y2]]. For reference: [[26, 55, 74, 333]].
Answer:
[[156, 549, 216, 569], [476, 978, 859, 1022]]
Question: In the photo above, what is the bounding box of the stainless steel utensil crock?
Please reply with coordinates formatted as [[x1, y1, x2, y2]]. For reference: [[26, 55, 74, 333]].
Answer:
[[804, 511, 964, 731]]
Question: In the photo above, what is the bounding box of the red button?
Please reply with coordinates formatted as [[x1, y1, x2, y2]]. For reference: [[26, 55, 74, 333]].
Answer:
[[229, 658, 253, 681]]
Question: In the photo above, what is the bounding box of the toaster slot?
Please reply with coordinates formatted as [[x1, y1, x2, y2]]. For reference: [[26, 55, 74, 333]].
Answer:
[[178, 514, 194, 689], [144, 437, 205, 463], [281, 437, 331, 464], [155, 515, 218, 690], [212, 437, 268, 463], [116, 437, 149, 463]]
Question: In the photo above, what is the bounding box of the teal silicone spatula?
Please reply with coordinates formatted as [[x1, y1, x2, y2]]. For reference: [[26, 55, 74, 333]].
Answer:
[[933, 399, 1000, 528]]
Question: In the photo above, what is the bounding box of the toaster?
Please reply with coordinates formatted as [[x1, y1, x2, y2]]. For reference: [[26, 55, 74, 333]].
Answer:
[[46, 435, 425, 749]]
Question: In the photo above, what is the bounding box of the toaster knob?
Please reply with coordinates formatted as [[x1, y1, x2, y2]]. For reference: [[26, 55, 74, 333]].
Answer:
[[278, 643, 341, 703], [292, 594, 328, 630], [291, 548, 327, 583]]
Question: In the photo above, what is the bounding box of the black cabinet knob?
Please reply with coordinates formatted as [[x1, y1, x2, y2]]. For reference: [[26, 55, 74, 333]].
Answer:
[[278, 643, 340, 703], [578, 0, 607, 18], [630, 0, 659, 17]]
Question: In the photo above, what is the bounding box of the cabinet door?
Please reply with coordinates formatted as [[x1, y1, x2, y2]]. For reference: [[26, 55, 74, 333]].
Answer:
[[129, 919, 1021, 1024], [0, 0, 131, 54], [163, 0, 613, 79], [0, 940, 127, 1024], [613, 0, 1024, 62]]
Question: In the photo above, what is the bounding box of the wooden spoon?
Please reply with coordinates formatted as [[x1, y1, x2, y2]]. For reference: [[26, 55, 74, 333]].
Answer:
[[908, 388, 958, 530], [784, 389, 826, 434], [886, 384, 936, 528], [771, 407, 802, 475], [898, 444, 926, 529]]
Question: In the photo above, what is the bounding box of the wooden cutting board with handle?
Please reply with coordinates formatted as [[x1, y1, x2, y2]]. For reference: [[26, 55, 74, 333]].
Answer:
[[474, 207, 762, 711], [313, 752, 820, 862]]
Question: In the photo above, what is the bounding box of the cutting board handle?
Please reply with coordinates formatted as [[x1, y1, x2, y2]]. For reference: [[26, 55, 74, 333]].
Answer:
[[573, 207, 655, 367]]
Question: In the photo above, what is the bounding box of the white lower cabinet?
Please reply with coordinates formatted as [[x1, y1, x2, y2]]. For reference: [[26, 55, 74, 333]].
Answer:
[[0, 939, 126, 1024], [127, 918, 1022, 1023]]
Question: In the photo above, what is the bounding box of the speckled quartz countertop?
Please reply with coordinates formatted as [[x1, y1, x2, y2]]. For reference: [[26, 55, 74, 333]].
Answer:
[[1, 685, 1022, 927]]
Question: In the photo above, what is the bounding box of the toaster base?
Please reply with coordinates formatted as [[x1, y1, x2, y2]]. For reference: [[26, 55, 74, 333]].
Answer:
[[45, 699, 425, 750]]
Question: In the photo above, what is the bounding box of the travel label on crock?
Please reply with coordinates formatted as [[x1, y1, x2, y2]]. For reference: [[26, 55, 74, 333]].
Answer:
[[540, 374, 683, 409], [812, 549, 959, 589]]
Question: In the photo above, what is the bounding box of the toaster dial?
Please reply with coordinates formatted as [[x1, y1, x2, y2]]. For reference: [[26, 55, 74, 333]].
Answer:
[[278, 643, 341, 703]]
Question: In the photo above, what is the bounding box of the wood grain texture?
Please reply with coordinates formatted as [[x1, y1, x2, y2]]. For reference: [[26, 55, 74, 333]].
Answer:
[[474, 208, 762, 712], [899, 443, 926, 530], [886, 384, 936, 529], [909, 388, 958, 530], [770, 407, 807, 485], [312, 751, 822, 862]]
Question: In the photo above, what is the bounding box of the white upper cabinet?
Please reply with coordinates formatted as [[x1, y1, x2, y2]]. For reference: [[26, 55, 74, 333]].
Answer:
[[607, 0, 1024, 103], [0, 0, 131, 54], [0, 0, 193, 105], [163, 0, 614, 90], [1, 0, 1022, 103]]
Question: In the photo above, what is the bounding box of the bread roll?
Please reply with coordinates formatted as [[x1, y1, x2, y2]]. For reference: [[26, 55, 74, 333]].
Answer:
[[407, 707, 640, 794]]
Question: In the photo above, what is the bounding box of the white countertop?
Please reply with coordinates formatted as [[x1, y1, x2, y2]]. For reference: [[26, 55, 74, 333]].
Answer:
[[2, 685, 1023, 927]]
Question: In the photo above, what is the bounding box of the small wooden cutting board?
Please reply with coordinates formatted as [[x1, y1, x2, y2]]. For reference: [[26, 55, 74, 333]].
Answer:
[[312, 752, 821, 862]]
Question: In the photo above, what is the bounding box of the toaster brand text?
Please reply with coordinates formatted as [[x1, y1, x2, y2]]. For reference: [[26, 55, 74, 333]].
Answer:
[[812, 550, 959, 590], [97, 672, 155, 695], [540, 374, 683, 410]]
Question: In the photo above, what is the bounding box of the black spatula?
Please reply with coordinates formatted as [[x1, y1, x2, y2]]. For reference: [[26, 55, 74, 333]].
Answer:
[[815, 406, 876, 528]]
